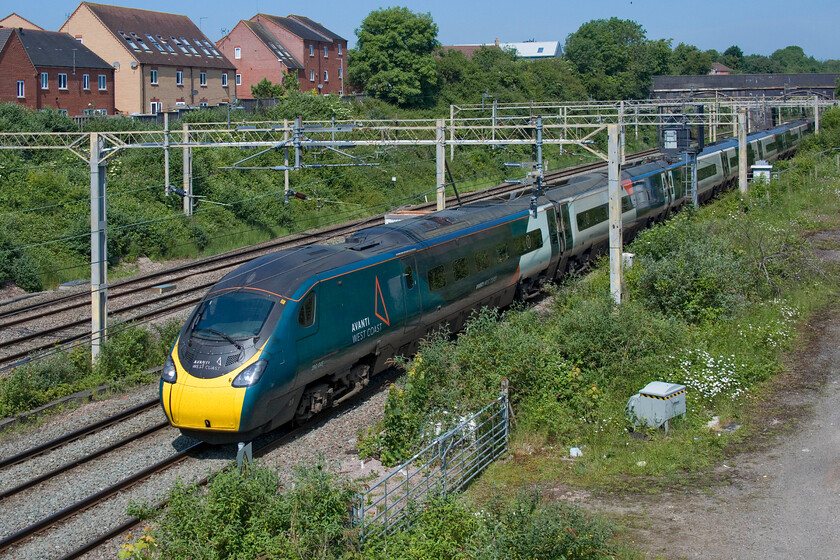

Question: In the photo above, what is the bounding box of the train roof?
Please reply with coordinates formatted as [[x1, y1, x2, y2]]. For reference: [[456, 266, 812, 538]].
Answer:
[[209, 195, 537, 300]]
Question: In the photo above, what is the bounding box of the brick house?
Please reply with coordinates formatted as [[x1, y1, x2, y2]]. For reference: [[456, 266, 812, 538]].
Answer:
[[60, 2, 236, 114], [0, 13, 44, 31], [218, 14, 345, 97], [0, 27, 115, 115], [216, 20, 303, 100]]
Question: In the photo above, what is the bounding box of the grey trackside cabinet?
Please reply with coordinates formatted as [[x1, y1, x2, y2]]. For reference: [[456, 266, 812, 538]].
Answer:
[[626, 381, 687, 431]]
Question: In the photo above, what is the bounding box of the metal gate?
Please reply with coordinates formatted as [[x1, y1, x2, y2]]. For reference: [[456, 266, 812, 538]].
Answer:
[[352, 393, 509, 541]]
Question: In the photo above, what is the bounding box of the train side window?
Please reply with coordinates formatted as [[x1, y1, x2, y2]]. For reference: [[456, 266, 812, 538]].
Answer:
[[496, 243, 509, 263], [298, 292, 316, 327], [697, 164, 718, 181], [621, 195, 634, 212], [528, 230, 543, 250], [474, 249, 490, 271], [454, 257, 469, 281], [428, 265, 446, 290], [576, 204, 608, 231], [404, 265, 414, 289]]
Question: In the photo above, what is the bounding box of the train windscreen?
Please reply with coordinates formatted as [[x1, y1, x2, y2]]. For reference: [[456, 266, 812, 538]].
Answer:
[[193, 292, 276, 340]]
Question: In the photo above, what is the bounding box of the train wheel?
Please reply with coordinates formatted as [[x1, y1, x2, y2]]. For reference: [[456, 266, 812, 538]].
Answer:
[[294, 383, 333, 424]]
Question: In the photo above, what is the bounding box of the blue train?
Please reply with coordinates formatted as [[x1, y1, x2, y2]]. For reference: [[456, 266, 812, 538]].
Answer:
[[160, 119, 812, 444]]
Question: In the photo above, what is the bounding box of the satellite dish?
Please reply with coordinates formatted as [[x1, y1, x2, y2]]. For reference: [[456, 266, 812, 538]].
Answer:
[[113, 61, 120, 68], [192, 90, 198, 95], [130, 61, 138, 69]]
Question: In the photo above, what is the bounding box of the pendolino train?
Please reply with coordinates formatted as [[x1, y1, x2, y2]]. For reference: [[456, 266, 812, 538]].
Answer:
[[160, 119, 812, 444]]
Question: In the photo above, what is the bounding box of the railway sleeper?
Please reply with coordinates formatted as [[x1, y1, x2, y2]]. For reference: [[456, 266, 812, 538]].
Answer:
[[294, 364, 370, 423]]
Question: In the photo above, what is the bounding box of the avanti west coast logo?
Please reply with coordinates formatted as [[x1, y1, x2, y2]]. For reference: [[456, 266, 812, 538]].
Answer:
[[351, 277, 390, 343]]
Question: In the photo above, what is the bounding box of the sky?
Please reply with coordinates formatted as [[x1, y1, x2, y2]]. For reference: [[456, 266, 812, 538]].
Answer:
[[12, 0, 840, 61]]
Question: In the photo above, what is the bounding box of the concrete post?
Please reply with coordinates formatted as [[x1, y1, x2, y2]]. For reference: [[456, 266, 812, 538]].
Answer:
[[814, 95, 820, 135], [90, 133, 107, 359], [449, 104, 455, 159], [608, 124, 623, 305], [738, 109, 748, 194], [437, 119, 446, 211], [182, 123, 193, 216], [163, 112, 170, 194], [283, 118, 290, 202]]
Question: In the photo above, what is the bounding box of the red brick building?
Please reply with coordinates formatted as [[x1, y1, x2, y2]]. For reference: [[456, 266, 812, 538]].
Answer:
[[216, 20, 303, 100], [0, 27, 115, 115], [217, 14, 346, 98]]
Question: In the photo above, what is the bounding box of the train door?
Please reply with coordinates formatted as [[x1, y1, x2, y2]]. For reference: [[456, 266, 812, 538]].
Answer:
[[662, 172, 675, 210], [400, 254, 422, 333]]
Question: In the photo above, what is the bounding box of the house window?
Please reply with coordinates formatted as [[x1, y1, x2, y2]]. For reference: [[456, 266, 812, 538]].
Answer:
[[323, 45, 328, 57], [199, 100, 208, 107], [98, 75, 107, 90], [83, 74, 90, 90], [150, 101, 161, 114], [337, 44, 342, 55], [176, 70, 183, 85], [323, 70, 328, 82], [16, 81, 24, 98], [309, 44, 314, 57], [41, 72, 48, 89], [58, 73, 68, 90], [200, 71, 207, 86], [234, 46, 241, 59], [57, 109, 68, 116], [309, 69, 314, 81], [221, 73, 228, 87], [235, 73, 241, 85], [338, 67, 343, 79], [150, 69, 158, 85]]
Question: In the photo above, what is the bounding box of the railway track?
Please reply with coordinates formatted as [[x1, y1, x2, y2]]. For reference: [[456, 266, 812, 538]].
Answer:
[[0, 149, 659, 370], [0, 368, 397, 559]]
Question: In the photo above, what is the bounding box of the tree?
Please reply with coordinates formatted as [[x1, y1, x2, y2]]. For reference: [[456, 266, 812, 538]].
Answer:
[[563, 18, 667, 99], [671, 43, 713, 75], [251, 77, 283, 99], [348, 7, 442, 108], [770, 45, 820, 73], [251, 72, 299, 99], [721, 45, 743, 72]]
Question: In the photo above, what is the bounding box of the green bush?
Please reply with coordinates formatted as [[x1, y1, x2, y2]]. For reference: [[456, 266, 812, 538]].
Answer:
[[0, 347, 90, 417], [0, 320, 181, 419], [360, 490, 616, 560], [133, 459, 358, 560], [628, 213, 753, 322]]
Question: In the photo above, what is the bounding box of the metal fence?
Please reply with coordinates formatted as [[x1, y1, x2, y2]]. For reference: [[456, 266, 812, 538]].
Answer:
[[352, 393, 509, 541]]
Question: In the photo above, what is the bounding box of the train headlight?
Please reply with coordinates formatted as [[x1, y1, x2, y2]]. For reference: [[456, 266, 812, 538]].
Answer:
[[162, 355, 177, 384], [232, 359, 268, 388]]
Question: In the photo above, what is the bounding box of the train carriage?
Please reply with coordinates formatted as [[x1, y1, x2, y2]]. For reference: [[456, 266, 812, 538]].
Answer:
[[160, 118, 812, 444]]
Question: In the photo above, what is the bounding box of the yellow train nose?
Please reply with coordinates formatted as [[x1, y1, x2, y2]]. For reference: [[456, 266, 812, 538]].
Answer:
[[163, 374, 246, 430]]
